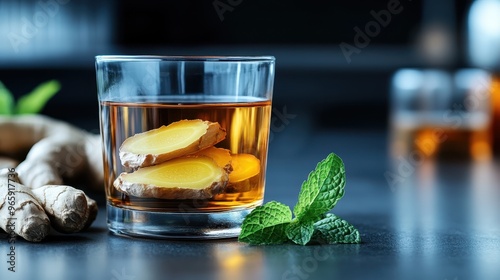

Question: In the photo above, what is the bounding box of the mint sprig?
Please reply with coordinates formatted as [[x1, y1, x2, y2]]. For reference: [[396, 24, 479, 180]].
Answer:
[[285, 219, 314, 246], [238, 153, 361, 245], [312, 213, 361, 244], [238, 201, 292, 245], [294, 153, 345, 220]]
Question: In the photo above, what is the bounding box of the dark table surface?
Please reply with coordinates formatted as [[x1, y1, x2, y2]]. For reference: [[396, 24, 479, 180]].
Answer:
[[2, 128, 500, 280]]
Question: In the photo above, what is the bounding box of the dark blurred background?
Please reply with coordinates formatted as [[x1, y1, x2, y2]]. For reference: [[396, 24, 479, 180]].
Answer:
[[0, 0, 478, 133]]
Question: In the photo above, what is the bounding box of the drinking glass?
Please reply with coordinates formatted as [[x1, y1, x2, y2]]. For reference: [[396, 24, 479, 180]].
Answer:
[[95, 55, 275, 238], [389, 68, 491, 161]]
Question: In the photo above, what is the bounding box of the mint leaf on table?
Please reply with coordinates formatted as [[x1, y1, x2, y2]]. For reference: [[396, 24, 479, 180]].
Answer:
[[293, 153, 345, 220], [312, 213, 361, 244], [239, 153, 360, 246], [238, 201, 292, 245], [286, 219, 315, 245]]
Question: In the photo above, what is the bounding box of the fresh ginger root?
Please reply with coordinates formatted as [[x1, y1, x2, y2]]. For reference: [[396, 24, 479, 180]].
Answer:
[[114, 156, 228, 200], [0, 115, 103, 241], [119, 119, 226, 169], [83, 195, 98, 230], [31, 185, 96, 233], [0, 169, 51, 242], [0, 169, 97, 241], [0, 114, 103, 190]]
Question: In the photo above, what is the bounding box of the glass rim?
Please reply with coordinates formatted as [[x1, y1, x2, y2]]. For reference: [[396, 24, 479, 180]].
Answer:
[[95, 55, 275, 63]]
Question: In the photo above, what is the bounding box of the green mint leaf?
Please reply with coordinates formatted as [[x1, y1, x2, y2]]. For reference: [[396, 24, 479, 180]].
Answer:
[[239, 201, 292, 245], [286, 218, 315, 245], [293, 153, 346, 220], [0, 81, 14, 115], [312, 213, 361, 244], [15, 80, 60, 114]]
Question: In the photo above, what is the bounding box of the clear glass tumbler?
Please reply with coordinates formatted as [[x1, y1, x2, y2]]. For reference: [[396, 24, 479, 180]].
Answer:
[[95, 56, 275, 239]]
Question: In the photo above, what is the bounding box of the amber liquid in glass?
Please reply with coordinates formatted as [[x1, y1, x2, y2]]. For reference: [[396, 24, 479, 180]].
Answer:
[[100, 97, 271, 212], [490, 74, 500, 155], [391, 125, 491, 161]]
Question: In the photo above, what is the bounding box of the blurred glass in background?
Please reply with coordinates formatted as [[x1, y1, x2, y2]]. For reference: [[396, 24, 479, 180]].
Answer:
[[389, 68, 492, 161], [468, 0, 500, 156]]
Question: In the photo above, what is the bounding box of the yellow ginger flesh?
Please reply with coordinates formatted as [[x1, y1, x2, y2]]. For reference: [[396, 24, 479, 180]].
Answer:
[[119, 119, 226, 168], [114, 156, 228, 199]]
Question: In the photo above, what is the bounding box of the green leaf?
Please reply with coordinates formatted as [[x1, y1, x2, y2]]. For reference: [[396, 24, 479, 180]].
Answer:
[[293, 153, 346, 220], [0, 81, 14, 115], [15, 80, 60, 114], [238, 201, 292, 245], [237, 152, 360, 246], [312, 213, 361, 244], [286, 218, 315, 245]]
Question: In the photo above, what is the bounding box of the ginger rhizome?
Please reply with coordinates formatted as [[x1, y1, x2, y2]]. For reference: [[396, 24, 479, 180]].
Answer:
[[228, 153, 260, 183], [114, 119, 262, 200], [192, 146, 233, 173], [115, 156, 228, 200], [119, 119, 227, 169], [0, 169, 97, 241], [31, 185, 97, 233], [0, 115, 102, 242], [226, 153, 261, 193], [0, 169, 50, 242], [0, 115, 103, 191]]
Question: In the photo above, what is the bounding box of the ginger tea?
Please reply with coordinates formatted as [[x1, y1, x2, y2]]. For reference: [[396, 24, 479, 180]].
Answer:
[[391, 125, 491, 161], [490, 74, 500, 155], [100, 97, 271, 212]]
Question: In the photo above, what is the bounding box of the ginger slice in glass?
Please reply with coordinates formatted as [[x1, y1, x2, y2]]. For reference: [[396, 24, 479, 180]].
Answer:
[[192, 146, 233, 173], [119, 119, 226, 169], [228, 153, 260, 183], [113, 156, 228, 200]]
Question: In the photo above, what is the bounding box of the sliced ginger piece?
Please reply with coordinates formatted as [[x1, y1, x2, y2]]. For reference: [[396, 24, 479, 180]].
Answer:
[[228, 153, 261, 183], [119, 119, 226, 169], [113, 156, 228, 200], [192, 146, 233, 173]]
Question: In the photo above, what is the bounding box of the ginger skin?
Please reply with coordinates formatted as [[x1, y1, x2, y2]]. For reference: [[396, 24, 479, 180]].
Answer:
[[0, 115, 102, 241], [83, 195, 98, 230], [0, 115, 103, 191], [31, 185, 96, 233], [0, 169, 97, 241], [0, 169, 50, 242]]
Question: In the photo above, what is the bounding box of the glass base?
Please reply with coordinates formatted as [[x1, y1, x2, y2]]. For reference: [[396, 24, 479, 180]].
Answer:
[[106, 203, 253, 239]]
